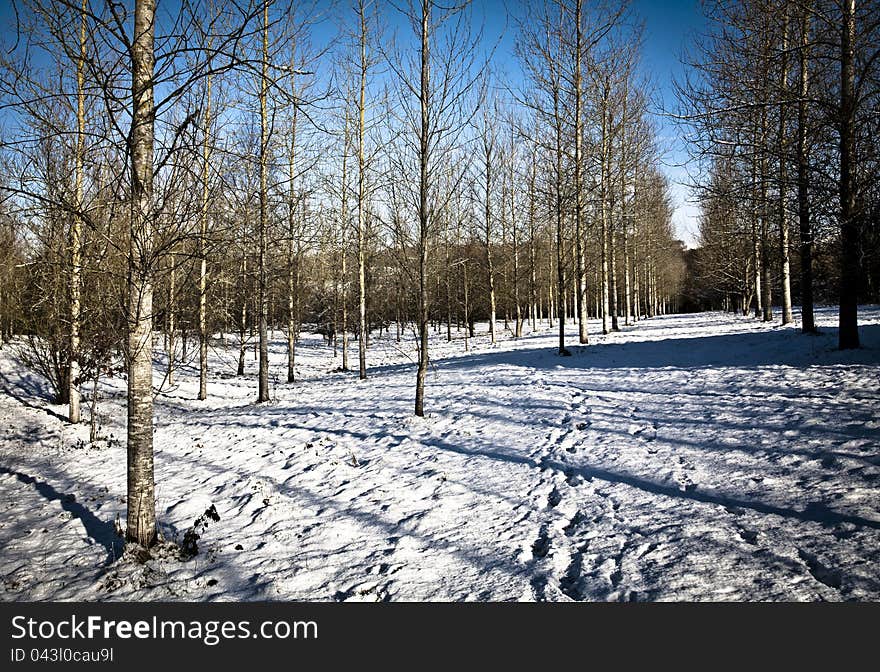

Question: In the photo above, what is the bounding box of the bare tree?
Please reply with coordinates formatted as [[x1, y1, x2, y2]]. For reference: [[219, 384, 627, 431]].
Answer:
[[388, 0, 483, 416]]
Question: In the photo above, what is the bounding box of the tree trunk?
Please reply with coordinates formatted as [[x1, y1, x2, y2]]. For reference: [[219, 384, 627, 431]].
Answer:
[[357, 1, 369, 379], [414, 1, 430, 416], [761, 97, 773, 322], [484, 139, 497, 345], [528, 159, 537, 331], [445, 216, 452, 342], [508, 154, 522, 339], [797, 0, 815, 333], [751, 122, 763, 319], [623, 224, 631, 326], [600, 83, 610, 334], [838, 0, 859, 349], [554, 65, 567, 355], [257, 3, 270, 402], [89, 365, 100, 444], [633, 254, 640, 321], [622, 136, 632, 328], [547, 231, 555, 330], [341, 111, 350, 372], [778, 7, 793, 325], [68, 0, 87, 424], [287, 69, 299, 383], [126, 0, 157, 548], [573, 0, 588, 345], [238, 258, 247, 376], [463, 260, 470, 352], [609, 210, 619, 331], [166, 253, 175, 385], [198, 69, 212, 400]]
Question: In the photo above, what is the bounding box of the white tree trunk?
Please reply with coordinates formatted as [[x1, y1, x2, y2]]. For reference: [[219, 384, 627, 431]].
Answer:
[[126, 0, 158, 548]]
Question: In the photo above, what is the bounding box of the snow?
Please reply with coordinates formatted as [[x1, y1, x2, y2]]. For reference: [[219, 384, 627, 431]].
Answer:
[[1, 306, 879, 601]]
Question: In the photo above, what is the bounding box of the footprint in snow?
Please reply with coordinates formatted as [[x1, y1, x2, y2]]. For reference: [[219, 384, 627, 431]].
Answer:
[[563, 510, 586, 537], [333, 582, 389, 602], [797, 549, 843, 592], [531, 526, 551, 559], [559, 546, 589, 601], [565, 469, 585, 487], [368, 562, 402, 577], [679, 479, 698, 493]]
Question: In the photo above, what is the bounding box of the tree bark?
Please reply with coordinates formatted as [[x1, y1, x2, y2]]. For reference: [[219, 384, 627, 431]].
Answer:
[[609, 205, 619, 331], [414, 1, 430, 416], [287, 52, 299, 383], [340, 110, 350, 372], [528, 157, 538, 331], [797, 0, 815, 333], [166, 252, 175, 384], [838, 0, 859, 349], [198, 69, 212, 400], [554, 56, 567, 355], [257, 2, 270, 401], [600, 81, 610, 334], [574, 0, 588, 344], [68, 0, 87, 424], [484, 139, 497, 345], [238, 257, 247, 376], [778, 7, 793, 325], [751, 120, 763, 319], [760, 89, 773, 322], [126, 0, 158, 548], [357, 0, 369, 379], [509, 149, 522, 338]]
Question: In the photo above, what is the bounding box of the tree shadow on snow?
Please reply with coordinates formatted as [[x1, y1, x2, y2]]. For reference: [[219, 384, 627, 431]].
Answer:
[[165, 448, 530, 600], [417, 437, 880, 532], [0, 369, 69, 423], [429, 322, 880, 372], [0, 466, 122, 566]]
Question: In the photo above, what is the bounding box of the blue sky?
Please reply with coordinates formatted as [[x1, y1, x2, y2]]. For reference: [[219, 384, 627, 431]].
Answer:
[[0, 0, 706, 244], [635, 0, 707, 246], [489, 0, 706, 245], [330, 0, 707, 244]]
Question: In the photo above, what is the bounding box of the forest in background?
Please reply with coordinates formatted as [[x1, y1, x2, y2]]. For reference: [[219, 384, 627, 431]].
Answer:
[[678, 0, 880, 324]]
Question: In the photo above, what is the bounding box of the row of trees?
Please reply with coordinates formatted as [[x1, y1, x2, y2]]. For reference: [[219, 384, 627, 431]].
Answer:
[[0, 0, 684, 549], [679, 0, 880, 345]]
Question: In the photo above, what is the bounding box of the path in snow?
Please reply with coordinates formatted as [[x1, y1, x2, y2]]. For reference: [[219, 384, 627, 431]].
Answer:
[[1, 307, 879, 601]]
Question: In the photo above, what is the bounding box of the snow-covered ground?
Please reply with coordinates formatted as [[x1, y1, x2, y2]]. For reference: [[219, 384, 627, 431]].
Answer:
[[1, 307, 879, 601]]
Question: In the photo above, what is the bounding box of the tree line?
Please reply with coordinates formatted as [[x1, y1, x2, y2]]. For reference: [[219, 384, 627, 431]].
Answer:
[[677, 0, 880, 346]]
